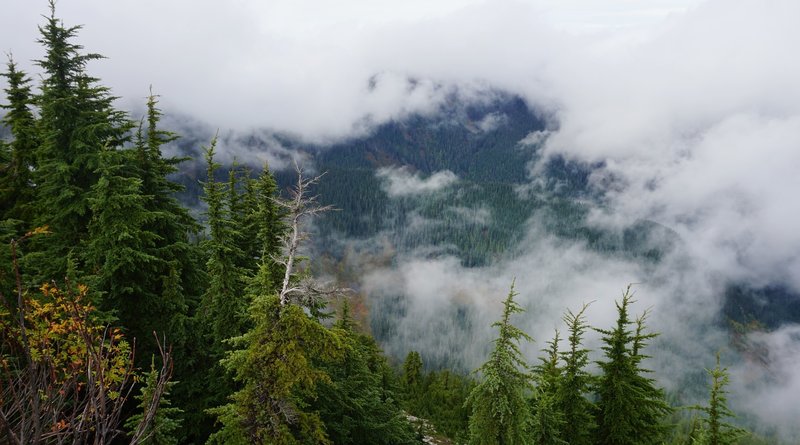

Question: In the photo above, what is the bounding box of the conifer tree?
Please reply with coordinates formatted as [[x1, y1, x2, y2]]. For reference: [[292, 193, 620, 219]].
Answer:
[[135, 92, 202, 290], [30, 2, 132, 281], [690, 354, 748, 445], [0, 58, 39, 300], [530, 331, 566, 445], [594, 287, 672, 445], [125, 358, 183, 445], [131, 92, 204, 356], [0, 58, 38, 226], [557, 304, 595, 445], [199, 137, 247, 344], [225, 163, 254, 275], [465, 282, 534, 445], [403, 350, 424, 396], [207, 165, 344, 444], [85, 147, 159, 323], [207, 293, 344, 444], [243, 165, 286, 296], [315, 302, 417, 445]]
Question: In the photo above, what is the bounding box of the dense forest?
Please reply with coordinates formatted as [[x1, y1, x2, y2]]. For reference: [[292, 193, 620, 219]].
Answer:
[[0, 4, 781, 445]]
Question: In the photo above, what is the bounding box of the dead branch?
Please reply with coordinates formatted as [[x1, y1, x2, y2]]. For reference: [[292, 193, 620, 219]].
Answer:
[[275, 162, 335, 306]]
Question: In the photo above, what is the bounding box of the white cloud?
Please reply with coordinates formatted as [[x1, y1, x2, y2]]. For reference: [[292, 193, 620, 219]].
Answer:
[[1, 0, 702, 140], [376, 167, 458, 197]]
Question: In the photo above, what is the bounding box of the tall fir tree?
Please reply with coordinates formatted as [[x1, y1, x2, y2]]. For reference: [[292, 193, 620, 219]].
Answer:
[[689, 354, 748, 445], [402, 350, 424, 398], [199, 137, 248, 344], [207, 294, 344, 445], [0, 58, 39, 300], [30, 2, 132, 281], [242, 165, 286, 296], [0, 58, 38, 226], [530, 330, 567, 445], [185, 137, 248, 441], [594, 287, 672, 445], [465, 282, 534, 445], [85, 147, 159, 322], [314, 301, 418, 445], [131, 92, 204, 358], [557, 304, 595, 445]]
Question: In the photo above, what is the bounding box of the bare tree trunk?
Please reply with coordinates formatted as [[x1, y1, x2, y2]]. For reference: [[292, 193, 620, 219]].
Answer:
[[275, 164, 333, 306]]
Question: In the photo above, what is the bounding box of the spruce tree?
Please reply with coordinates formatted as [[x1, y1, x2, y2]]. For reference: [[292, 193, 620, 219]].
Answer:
[[132, 92, 204, 358], [0, 58, 39, 300], [594, 287, 672, 445], [0, 58, 38, 226], [199, 137, 247, 344], [243, 165, 286, 296], [315, 302, 418, 445], [31, 2, 132, 281], [557, 304, 595, 445], [85, 147, 159, 323], [530, 331, 566, 445], [207, 294, 344, 445], [125, 358, 183, 445], [465, 282, 534, 445], [690, 354, 748, 445], [402, 350, 424, 397]]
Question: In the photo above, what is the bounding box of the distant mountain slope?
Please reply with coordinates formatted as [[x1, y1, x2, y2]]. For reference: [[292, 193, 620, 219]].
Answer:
[[160, 91, 800, 344]]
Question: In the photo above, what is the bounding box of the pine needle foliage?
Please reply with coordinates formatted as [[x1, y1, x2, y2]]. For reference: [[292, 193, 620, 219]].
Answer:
[[207, 295, 344, 445], [125, 359, 183, 445], [0, 58, 38, 226], [594, 286, 673, 445], [557, 303, 596, 445], [465, 282, 534, 445], [689, 354, 748, 445], [530, 330, 566, 445], [314, 301, 418, 445]]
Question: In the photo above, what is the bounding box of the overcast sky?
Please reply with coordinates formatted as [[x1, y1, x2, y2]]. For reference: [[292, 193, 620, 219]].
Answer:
[[2, 0, 705, 137]]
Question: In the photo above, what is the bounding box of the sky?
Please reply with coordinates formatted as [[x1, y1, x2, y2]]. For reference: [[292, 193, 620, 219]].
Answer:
[[2, 0, 703, 138], [4, 0, 800, 437]]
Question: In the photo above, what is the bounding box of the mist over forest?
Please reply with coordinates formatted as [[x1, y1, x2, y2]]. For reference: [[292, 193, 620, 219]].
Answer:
[[2, 1, 800, 444]]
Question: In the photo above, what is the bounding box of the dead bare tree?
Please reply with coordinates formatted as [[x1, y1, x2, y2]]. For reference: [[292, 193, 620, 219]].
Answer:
[[273, 163, 336, 306], [0, 230, 173, 445]]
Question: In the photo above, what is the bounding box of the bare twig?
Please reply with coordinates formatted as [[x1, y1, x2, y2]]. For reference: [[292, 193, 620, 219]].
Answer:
[[275, 162, 335, 306]]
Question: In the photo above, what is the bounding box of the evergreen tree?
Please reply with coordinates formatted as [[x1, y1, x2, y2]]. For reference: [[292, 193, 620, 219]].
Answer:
[[403, 350, 424, 397], [225, 162, 255, 274], [31, 2, 132, 281], [132, 91, 204, 370], [465, 282, 534, 445], [199, 137, 247, 344], [85, 147, 159, 321], [530, 331, 566, 445], [594, 287, 672, 445], [243, 164, 286, 296], [315, 302, 418, 445], [207, 294, 343, 445], [557, 304, 595, 445], [135, 91, 204, 309], [125, 358, 183, 445], [0, 58, 38, 226], [690, 354, 748, 445], [187, 137, 249, 441]]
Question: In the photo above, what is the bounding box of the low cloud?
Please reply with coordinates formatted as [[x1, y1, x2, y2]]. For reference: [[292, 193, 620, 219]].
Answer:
[[474, 112, 508, 133], [376, 167, 459, 197]]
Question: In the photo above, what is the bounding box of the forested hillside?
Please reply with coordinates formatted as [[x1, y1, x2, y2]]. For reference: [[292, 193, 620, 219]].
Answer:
[[0, 4, 790, 445]]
